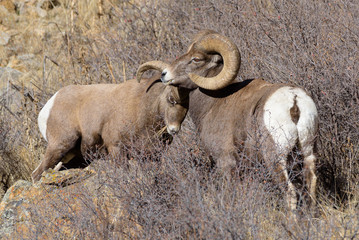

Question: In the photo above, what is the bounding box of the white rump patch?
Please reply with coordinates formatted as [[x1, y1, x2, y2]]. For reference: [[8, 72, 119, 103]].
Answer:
[[38, 91, 59, 142], [293, 88, 318, 155], [263, 87, 299, 152]]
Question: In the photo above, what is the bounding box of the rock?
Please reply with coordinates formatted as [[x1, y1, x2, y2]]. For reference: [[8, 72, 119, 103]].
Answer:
[[20, 5, 48, 18], [12, 54, 39, 72], [0, 166, 137, 239], [0, 5, 17, 29], [0, 0, 15, 13], [0, 31, 10, 46], [0, 180, 31, 237], [0, 67, 38, 202], [35, 6, 47, 17], [0, 67, 23, 114], [0, 67, 22, 82], [17, 53, 35, 61]]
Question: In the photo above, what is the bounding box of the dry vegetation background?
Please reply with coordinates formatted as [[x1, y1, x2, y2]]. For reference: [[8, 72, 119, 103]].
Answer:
[[0, 0, 359, 238]]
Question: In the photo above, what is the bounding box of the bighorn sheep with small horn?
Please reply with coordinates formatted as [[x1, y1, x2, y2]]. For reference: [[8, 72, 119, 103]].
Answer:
[[137, 30, 318, 211], [32, 77, 189, 182]]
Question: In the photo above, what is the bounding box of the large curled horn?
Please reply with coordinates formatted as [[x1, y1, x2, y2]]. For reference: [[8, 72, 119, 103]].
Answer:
[[189, 33, 241, 90], [136, 61, 170, 83]]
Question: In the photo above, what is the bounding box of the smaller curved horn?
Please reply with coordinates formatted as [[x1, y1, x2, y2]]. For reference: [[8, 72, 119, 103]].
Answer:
[[168, 86, 190, 104], [136, 61, 170, 83], [189, 34, 241, 90]]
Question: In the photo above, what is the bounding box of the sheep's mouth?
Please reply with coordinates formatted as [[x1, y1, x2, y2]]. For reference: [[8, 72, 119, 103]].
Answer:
[[167, 129, 179, 136], [161, 78, 174, 85]]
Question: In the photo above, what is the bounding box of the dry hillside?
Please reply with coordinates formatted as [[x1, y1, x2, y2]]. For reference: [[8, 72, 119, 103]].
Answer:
[[0, 0, 358, 238]]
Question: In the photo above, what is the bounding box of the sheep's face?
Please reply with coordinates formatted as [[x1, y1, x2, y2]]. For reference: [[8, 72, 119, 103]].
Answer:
[[138, 31, 239, 91], [161, 48, 223, 90], [163, 87, 189, 135]]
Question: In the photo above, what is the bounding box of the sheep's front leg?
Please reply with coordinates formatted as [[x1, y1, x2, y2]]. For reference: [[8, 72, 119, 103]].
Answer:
[[107, 144, 122, 159], [216, 152, 237, 181]]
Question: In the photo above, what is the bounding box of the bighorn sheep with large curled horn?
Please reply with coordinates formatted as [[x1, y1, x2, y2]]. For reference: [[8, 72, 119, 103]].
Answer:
[[32, 76, 189, 183], [137, 30, 318, 211]]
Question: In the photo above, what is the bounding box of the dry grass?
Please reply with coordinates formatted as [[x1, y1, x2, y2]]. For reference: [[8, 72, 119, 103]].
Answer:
[[1, 0, 359, 238]]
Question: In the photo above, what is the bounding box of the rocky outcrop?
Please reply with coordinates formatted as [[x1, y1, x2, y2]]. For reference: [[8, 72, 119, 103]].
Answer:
[[0, 31, 10, 45], [0, 166, 136, 239], [0, 67, 32, 199]]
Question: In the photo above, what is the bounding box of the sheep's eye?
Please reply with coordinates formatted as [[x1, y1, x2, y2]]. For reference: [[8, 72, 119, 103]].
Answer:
[[168, 96, 177, 105], [191, 57, 202, 63]]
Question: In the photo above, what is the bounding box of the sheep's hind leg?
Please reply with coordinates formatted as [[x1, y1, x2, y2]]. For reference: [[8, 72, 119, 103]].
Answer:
[[32, 145, 67, 182], [297, 121, 318, 207], [275, 156, 297, 211], [53, 151, 77, 171], [302, 148, 317, 208], [32, 139, 78, 183]]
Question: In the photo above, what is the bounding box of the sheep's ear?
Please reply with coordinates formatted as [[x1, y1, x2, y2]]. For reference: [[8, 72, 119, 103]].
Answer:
[[145, 79, 162, 93]]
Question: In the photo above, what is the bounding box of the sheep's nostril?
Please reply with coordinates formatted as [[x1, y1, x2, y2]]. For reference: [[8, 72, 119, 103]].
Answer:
[[167, 125, 179, 135], [161, 71, 167, 82]]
